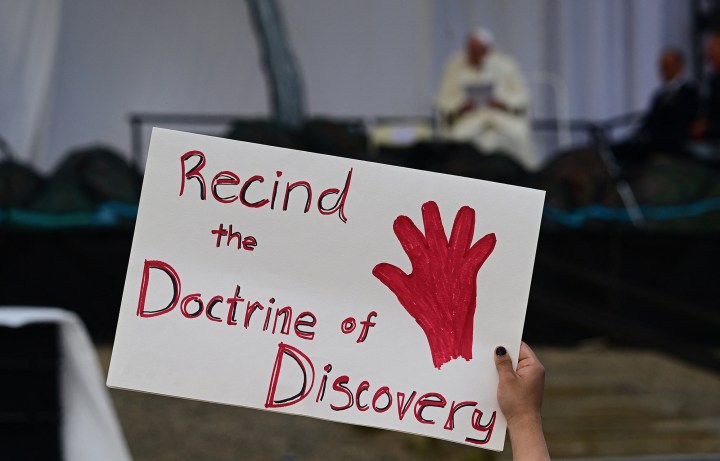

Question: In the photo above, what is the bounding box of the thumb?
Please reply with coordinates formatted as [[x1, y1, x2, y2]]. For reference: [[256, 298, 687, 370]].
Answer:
[[494, 346, 515, 382]]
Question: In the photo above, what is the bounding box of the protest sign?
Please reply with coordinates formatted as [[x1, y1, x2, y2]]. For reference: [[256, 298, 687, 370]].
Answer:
[[107, 128, 545, 451]]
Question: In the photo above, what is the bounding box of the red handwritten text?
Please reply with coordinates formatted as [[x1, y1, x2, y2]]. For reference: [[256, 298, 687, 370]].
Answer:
[[211, 223, 258, 251], [180, 150, 353, 223], [136, 259, 317, 341], [265, 342, 497, 445]]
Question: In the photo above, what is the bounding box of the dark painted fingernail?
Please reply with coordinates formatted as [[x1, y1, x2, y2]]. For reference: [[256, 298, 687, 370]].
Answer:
[[495, 346, 507, 356]]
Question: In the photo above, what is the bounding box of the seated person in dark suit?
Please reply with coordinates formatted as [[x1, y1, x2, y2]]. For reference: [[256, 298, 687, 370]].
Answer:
[[614, 48, 699, 162], [689, 32, 720, 158]]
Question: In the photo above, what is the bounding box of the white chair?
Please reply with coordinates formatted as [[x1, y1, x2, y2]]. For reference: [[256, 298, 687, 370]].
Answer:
[[0, 307, 132, 461]]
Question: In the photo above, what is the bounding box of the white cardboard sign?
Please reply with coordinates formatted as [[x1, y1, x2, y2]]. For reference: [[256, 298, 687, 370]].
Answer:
[[107, 128, 545, 451]]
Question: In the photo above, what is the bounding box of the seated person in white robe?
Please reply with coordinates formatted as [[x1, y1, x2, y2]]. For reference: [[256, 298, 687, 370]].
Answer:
[[436, 28, 537, 170]]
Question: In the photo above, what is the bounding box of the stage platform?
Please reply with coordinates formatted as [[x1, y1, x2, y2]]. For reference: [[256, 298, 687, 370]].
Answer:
[[1, 226, 718, 372]]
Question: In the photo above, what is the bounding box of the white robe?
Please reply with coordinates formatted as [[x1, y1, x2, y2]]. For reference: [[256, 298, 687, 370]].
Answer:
[[436, 50, 537, 170]]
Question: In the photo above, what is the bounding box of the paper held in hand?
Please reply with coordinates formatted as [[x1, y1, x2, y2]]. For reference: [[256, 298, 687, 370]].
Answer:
[[107, 128, 545, 451], [465, 82, 495, 107]]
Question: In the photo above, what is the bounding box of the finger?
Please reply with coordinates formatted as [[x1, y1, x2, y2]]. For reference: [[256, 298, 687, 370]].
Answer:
[[393, 215, 428, 268], [466, 233, 496, 271], [494, 346, 516, 382], [372, 263, 409, 294], [448, 206, 475, 257], [517, 342, 545, 373], [519, 342, 539, 362], [421, 201, 448, 252]]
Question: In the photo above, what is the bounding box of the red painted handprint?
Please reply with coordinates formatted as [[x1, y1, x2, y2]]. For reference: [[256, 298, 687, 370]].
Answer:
[[373, 201, 496, 369]]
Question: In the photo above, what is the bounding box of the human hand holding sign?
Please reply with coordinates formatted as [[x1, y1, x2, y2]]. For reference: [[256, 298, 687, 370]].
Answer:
[[373, 201, 496, 369], [495, 343, 550, 461]]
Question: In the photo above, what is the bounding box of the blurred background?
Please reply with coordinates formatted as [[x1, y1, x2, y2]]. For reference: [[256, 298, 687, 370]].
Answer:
[[1, 0, 719, 460]]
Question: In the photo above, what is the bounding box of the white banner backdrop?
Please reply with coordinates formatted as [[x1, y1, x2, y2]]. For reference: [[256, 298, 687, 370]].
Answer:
[[0, 0, 61, 169], [0, 0, 693, 172]]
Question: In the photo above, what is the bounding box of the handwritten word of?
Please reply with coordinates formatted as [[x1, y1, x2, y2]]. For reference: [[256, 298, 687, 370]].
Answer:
[[179, 150, 353, 222], [340, 311, 378, 343]]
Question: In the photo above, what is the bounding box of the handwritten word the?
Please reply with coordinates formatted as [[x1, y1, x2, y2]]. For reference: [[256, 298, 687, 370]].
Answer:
[[211, 223, 257, 251], [136, 259, 317, 341], [265, 342, 497, 445], [179, 150, 353, 222]]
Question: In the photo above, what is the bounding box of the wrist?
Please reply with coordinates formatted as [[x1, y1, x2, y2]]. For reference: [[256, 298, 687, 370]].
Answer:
[[506, 412, 550, 461], [506, 411, 543, 433]]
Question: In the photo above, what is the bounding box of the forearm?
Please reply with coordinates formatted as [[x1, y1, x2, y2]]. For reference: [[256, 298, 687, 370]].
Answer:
[[507, 414, 550, 461]]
